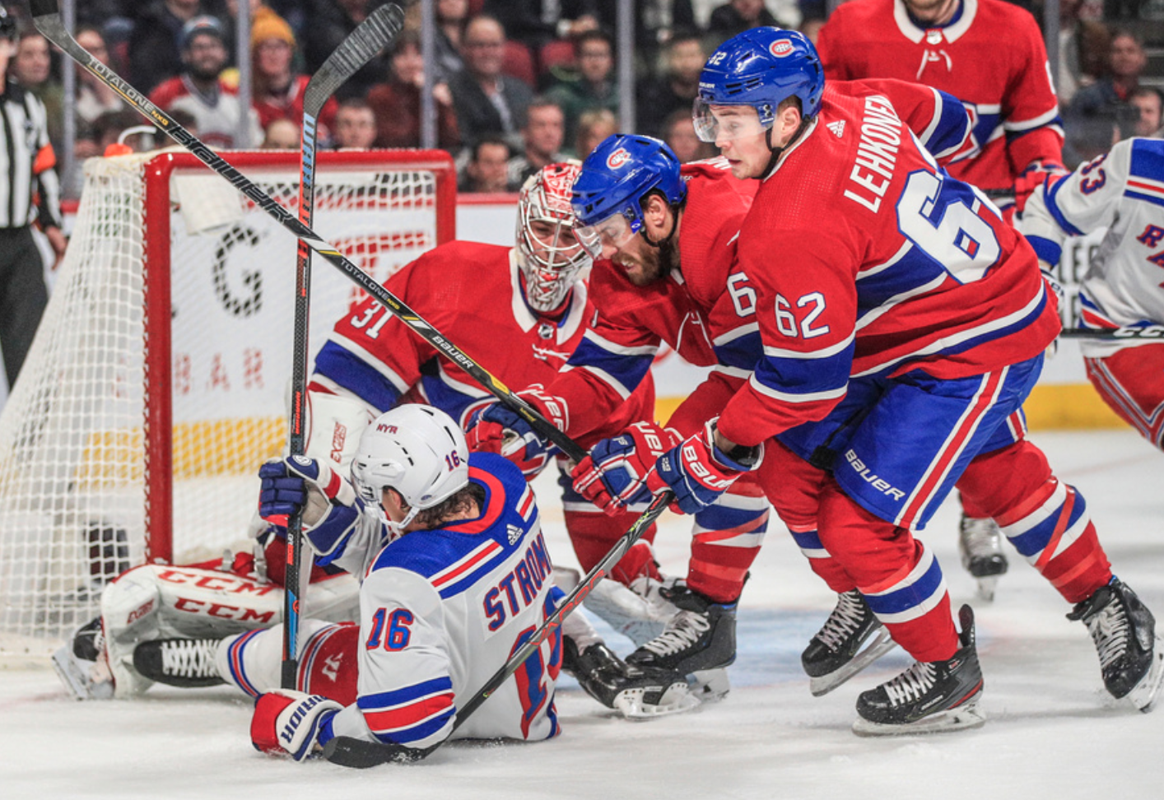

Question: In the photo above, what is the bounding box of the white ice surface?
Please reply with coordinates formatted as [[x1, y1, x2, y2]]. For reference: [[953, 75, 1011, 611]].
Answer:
[[2, 429, 1162, 799]]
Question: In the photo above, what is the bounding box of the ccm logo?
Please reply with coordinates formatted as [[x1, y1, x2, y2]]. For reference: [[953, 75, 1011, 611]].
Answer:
[[770, 40, 794, 57], [606, 147, 630, 168]]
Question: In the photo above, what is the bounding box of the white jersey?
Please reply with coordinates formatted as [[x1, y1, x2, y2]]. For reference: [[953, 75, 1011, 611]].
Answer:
[[320, 452, 562, 750], [1021, 137, 1164, 355]]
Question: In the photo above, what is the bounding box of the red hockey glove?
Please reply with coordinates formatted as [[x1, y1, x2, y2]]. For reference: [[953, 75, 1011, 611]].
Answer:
[[464, 385, 568, 478], [571, 422, 681, 514], [252, 690, 342, 761], [1013, 161, 1070, 216]]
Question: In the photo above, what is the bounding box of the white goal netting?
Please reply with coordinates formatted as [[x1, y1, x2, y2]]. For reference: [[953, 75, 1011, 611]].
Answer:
[[0, 148, 454, 656]]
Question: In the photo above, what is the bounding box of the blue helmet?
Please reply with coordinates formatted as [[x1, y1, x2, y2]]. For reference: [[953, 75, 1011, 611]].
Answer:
[[696, 27, 824, 136], [571, 134, 685, 239]]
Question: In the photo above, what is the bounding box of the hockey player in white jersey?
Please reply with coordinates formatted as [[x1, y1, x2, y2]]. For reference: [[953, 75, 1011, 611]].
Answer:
[[1022, 137, 1164, 451]]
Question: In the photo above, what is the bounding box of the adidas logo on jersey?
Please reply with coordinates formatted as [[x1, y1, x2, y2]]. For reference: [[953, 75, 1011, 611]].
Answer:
[[827, 121, 845, 138]]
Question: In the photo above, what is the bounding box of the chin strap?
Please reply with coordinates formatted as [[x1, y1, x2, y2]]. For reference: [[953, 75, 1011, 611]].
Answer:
[[641, 195, 688, 250], [760, 117, 813, 179]]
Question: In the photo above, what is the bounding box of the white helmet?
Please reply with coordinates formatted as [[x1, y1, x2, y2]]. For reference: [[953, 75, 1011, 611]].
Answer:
[[516, 161, 597, 313], [351, 405, 470, 532]]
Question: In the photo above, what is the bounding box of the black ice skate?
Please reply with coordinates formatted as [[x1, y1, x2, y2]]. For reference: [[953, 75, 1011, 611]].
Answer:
[[132, 639, 225, 688], [853, 604, 986, 736], [1068, 576, 1164, 712], [626, 585, 736, 700], [562, 636, 697, 718], [802, 590, 898, 696], [959, 514, 1008, 602]]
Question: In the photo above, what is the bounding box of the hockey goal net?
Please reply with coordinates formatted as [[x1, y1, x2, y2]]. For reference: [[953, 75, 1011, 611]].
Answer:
[[0, 148, 455, 656]]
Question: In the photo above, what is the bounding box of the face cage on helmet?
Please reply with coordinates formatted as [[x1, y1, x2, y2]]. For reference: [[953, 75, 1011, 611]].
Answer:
[[517, 207, 593, 313], [692, 97, 774, 143]]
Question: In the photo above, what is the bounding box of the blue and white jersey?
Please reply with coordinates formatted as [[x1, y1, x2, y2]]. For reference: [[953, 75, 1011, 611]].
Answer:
[[1021, 137, 1164, 355], [319, 452, 561, 750]]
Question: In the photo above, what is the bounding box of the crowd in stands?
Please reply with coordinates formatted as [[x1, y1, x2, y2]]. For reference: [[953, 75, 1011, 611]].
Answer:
[[1, 0, 1161, 197]]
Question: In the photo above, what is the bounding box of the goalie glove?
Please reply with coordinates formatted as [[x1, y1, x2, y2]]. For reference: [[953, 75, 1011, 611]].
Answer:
[[258, 456, 363, 557], [649, 420, 763, 515], [251, 689, 342, 761], [571, 422, 681, 514], [464, 385, 568, 478]]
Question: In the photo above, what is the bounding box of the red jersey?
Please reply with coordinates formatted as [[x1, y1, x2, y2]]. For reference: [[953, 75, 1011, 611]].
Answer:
[[817, 0, 1063, 192], [715, 80, 1059, 448], [309, 241, 654, 449], [253, 75, 338, 140]]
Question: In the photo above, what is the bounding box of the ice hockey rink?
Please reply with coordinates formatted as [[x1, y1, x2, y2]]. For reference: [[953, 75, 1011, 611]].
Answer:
[[1, 427, 1161, 799]]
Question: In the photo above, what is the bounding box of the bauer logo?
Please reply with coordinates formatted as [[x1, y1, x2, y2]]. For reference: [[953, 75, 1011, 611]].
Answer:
[[770, 40, 794, 57], [606, 148, 631, 169]]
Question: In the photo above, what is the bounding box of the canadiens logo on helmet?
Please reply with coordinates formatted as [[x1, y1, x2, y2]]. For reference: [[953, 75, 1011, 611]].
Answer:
[[606, 148, 631, 169], [769, 40, 794, 57]]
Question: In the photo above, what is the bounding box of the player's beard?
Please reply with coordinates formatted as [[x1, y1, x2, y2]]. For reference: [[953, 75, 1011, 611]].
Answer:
[[620, 237, 678, 286]]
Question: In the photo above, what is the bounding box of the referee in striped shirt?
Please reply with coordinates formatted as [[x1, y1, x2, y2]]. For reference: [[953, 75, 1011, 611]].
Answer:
[[1, 5, 65, 390]]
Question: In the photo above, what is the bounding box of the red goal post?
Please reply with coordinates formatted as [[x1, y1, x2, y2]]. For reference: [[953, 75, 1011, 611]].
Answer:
[[0, 148, 455, 653]]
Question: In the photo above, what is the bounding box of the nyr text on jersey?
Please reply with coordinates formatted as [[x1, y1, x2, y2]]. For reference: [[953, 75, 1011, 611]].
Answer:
[[844, 96, 902, 214]]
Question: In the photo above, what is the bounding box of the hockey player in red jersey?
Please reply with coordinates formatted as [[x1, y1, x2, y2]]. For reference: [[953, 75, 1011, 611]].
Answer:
[[816, 0, 1070, 591], [467, 138, 771, 695], [642, 28, 1163, 734]]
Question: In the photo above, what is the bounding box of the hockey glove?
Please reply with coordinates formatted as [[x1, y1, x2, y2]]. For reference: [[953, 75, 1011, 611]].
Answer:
[[572, 422, 681, 514], [252, 689, 342, 761], [464, 385, 568, 478], [258, 456, 362, 557], [649, 421, 763, 515], [1013, 161, 1069, 216]]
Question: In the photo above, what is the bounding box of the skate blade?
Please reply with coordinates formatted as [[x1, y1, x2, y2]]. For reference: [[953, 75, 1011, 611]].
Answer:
[[689, 668, 731, 702], [851, 699, 987, 737], [613, 682, 701, 720], [1129, 637, 1164, 713], [975, 576, 999, 603], [51, 645, 113, 701], [809, 629, 899, 697]]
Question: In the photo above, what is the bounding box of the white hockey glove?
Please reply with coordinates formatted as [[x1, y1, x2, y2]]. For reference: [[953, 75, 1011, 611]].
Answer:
[[258, 456, 363, 557], [1040, 262, 1065, 361], [251, 689, 342, 761]]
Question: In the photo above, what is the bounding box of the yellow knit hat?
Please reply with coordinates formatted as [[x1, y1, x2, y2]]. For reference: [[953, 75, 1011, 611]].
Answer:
[[251, 9, 295, 49]]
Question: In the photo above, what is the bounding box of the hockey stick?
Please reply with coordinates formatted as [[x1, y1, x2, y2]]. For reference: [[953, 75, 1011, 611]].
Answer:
[[28, 0, 585, 464], [282, 3, 405, 691], [1059, 325, 1164, 340], [321, 487, 676, 768]]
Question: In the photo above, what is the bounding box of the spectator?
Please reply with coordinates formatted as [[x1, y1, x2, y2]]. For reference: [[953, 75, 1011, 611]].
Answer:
[[707, 1, 798, 46], [148, 16, 263, 148], [545, 30, 618, 145], [260, 117, 299, 148], [1130, 87, 1164, 138], [458, 135, 515, 193], [1065, 28, 1148, 163], [660, 108, 715, 163], [366, 31, 459, 150], [128, 0, 207, 96], [433, 0, 469, 83], [302, 0, 393, 100], [330, 98, 377, 148], [507, 97, 567, 188], [75, 26, 125, 124], [1056, 0, 1110, 107], [11, 31, 63, 155], [635, 29, 704, 139], [631, 1, 699, 70], [250, 8, 338, 142], [448, 15, 534, 152], [1, 6, 65, 390], [798, 14, 826, 46], [486, 0, 599, 57], [573, 106, 615, 161]]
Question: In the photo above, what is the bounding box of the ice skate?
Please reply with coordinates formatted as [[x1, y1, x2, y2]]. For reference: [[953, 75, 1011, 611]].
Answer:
[[132, 639, 225, 688], [562, 636, 697, 719], [959, 514, 1008, 601], [582, 575, 680, 647], [1068, 577, 1164, 712], [626, 585, 736, 700], [852, 605, 986, 736], [802, 589, 898, 696]]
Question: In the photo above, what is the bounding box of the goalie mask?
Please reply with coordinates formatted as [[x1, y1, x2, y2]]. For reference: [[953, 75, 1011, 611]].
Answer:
[[350, 405, 469, 534], [516, 162, 595, 313]]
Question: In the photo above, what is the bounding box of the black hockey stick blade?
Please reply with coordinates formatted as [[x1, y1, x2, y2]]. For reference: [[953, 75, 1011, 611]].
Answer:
[[322, 489, 675, 767], [1059, 325, 1164, 340], [29, 0, 585, 464], [303, 3, 403, 117]]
